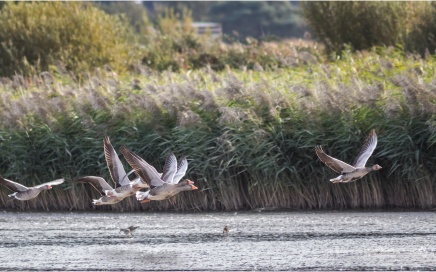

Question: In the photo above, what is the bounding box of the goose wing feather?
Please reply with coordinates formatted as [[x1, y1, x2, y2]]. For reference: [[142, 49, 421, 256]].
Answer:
[[36, 179, 65, 188], [120, 146, 165, 187], [77, 176, 113, 195], [0, 176, 29, 192], [353, 129, 378, 167], [315, 146, 356, 173], [104, 136, 129, 187], [160, 152, 177, 183], [172, 156, 188, 184]]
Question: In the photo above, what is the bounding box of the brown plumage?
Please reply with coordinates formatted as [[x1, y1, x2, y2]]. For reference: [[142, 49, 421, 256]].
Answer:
[[315, 129, 382, 183], [76, 136, 144, 205], [120, 146, 198, 203], [0, 176, 64, 201], [120, 226, 139, 237], [223, 226, 230, 234]]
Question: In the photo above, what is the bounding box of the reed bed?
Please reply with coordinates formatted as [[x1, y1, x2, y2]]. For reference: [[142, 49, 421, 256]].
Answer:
[[0, 47, 435, 211]]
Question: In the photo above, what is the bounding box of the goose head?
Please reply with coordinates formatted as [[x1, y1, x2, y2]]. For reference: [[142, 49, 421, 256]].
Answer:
[[42, 185, 52, 190], [187, 184, 198, 191], [371, 164, 382, 171], [176, 183, 198, 192], [179, 179, 195, 186]]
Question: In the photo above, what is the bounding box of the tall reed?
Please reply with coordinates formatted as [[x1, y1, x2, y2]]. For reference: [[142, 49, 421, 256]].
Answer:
[[0, 47, 435, 211]]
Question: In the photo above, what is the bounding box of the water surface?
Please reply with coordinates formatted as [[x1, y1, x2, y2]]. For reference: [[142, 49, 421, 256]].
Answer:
[[1, 211, 436, 271]]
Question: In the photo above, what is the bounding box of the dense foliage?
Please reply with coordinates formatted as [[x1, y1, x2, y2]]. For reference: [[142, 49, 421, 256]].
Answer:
[[302, 1, 436, 56], [0, 2, 138, 77], [0, 2, 435, 211], [0, 46, 434, 211]]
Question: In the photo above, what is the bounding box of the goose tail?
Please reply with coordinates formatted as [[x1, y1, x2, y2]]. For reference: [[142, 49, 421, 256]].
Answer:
[[8, 192, 17, 198], [329, 175, 343, 183], [92, 199, 102, 205]]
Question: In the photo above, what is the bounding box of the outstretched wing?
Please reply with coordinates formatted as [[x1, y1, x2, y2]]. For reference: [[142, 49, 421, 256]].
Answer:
[[315, 146, 355, 173], [353, 129, 378, 167], [104, 136, 129, 187], [0, 176, 29, 192], [160, 152, 177, 183], [120, 146, 164, 187], [76, 176, 113, 195], [172, 156, 188, 184], [36, 179, 65, 188], [128, 226, 139, 231]]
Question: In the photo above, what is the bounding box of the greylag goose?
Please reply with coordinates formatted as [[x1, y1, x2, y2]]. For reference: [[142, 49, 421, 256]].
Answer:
[[120, 226, 139, 237], [315, 129, 382, 183], [0, 176, 64, 201], [102, 136, 148, 198], [120, 146, 197, 203], [77, 176, 125, 205], [77, 136, 146, 205], [135, 179, 196, 203]]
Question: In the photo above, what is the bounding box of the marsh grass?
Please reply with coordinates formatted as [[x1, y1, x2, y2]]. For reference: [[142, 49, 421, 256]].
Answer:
[[0, 47, 435, 211]]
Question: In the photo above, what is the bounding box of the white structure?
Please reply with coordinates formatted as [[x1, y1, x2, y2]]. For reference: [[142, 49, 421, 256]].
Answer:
[[192, 22, 222, 39]]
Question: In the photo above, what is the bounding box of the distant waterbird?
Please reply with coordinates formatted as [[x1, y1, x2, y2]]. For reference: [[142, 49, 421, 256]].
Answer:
[[0, 176, 64, 201], [120, 226, 139, 237], [223, 226, 230, 234], [315, 129, 382, 183]]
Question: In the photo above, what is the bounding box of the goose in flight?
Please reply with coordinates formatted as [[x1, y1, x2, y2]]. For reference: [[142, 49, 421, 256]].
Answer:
[[0, 176, 64, 201], [77, 136, 146, 205], [77, 176, 125, 205], [101, 136, 147, 198], [315, 129, 382, 183], [120, 146, 197, 203]]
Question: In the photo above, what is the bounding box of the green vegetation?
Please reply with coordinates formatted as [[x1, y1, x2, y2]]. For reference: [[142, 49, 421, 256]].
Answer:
[[0, 2, 308, 76], [0, 2, 138, 77], [0, 2, 435, 211], [0, 46, 434, 211], [302, 1, 436, 56]]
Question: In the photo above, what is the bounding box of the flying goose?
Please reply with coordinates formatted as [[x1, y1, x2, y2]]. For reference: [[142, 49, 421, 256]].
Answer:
[[0, 176, 64, 201], [77, 136, 146, 205], [315, 129, 382, 183], [120, 146, 197, 203], [128, 150, 188, 189], [120, 226, 139, 237], [101, 136, 148, 198], [77, 176, 125, 205]]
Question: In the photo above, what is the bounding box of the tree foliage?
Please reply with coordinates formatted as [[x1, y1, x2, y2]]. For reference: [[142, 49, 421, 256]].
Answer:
[[404, 2, 436, 55], [211, 2, 305, 39], [0, 2, 138, 77], [302, 2, 406, 55], [302, 1, 436, 56]]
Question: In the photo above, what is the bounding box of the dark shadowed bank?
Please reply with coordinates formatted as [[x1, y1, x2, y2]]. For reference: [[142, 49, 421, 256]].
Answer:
[[0, 48, 435, 212]]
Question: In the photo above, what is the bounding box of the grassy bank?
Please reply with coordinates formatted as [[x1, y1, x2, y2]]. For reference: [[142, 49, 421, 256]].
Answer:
[[0, 47, 435, 211]]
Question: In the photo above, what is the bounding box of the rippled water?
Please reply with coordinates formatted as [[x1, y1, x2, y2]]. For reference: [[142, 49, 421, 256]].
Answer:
[[1, 211, 436, 271]]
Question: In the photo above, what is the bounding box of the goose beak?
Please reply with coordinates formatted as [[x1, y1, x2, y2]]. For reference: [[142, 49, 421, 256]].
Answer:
[[191, 185, 198, 190], [47, 185, 52, 189], [140, 199, 151, 204], [187, 179, 194, 185]]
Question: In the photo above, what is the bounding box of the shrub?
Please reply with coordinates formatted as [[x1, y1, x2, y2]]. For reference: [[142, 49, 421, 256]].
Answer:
[[0, 2, 138, 77], [404, 2, 436, 55], [0, 47, 435, 211], [302, 2, 407, 55]]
